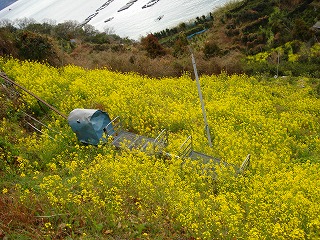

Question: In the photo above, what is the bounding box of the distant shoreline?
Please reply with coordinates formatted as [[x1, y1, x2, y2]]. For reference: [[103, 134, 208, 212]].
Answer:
[[0, 0, 229, 40]]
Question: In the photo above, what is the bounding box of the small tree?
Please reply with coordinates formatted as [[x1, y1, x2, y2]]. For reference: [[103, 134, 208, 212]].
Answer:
[[173, 34, 188, 57], [141, 34, 166, 58], [53, 21, 82, 40], [0, 28, 18, 57], [292, 19, 313, 42], [17, 31, 59, 65], [203, 40, 221, 58]]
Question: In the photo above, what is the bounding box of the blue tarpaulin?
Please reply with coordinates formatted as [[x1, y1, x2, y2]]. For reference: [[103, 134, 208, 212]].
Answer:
[[68, 109, 114, 145], [187, 29, 207, 40]]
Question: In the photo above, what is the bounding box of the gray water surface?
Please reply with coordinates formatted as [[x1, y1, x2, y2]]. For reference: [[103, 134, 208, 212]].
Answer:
[[0, 0, 230, 39]]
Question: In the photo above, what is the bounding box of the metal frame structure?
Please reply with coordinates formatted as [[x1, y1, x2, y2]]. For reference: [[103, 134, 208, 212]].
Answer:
[[103, 116, 168, 155], [179, 135, 251, 174]]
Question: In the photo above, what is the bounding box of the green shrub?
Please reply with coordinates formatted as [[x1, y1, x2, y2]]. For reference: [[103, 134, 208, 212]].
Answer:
[[17, 31, 60, 66]]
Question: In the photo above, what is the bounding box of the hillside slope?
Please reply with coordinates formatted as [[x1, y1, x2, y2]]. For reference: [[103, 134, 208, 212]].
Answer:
[[1, 58, 320, 239], [206, 0, 319, 53], [0, 0, 319, 77]]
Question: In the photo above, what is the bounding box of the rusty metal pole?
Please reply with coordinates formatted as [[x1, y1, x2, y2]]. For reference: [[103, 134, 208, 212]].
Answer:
[[0, 72, 67, 119]]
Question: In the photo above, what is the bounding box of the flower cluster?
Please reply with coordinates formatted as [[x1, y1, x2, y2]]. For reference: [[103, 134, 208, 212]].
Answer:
[[1, 57, 320, 239]]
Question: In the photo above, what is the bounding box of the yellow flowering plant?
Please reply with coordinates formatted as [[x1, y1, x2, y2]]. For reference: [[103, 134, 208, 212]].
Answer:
[[0, 57, 320, 239]]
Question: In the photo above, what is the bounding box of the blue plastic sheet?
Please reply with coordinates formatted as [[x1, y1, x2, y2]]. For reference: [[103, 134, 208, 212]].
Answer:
[[68, 109, 113, 145]]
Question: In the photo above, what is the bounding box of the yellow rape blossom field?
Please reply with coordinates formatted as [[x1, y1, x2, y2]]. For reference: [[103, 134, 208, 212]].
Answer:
[[1, 57, 320, 239]]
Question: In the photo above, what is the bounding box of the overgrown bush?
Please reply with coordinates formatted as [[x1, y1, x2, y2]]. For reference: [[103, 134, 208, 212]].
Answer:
[[141, 34, 166, 59], [203, 40, 221, 58], [0, 28, 18, 57], [17, 31, 60, 66]]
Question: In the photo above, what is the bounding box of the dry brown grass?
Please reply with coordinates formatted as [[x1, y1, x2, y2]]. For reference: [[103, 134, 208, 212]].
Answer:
[[0, 194, 44, 239], [67, 44, 186, 77], [64, 41, 245, 78]]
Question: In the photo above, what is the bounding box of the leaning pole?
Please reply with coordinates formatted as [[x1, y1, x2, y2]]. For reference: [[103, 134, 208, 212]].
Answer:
[[187, 30, 213, 148]]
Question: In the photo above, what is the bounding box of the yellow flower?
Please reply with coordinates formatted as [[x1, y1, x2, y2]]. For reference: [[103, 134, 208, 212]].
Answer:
[[45, 222, 52, 229]]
